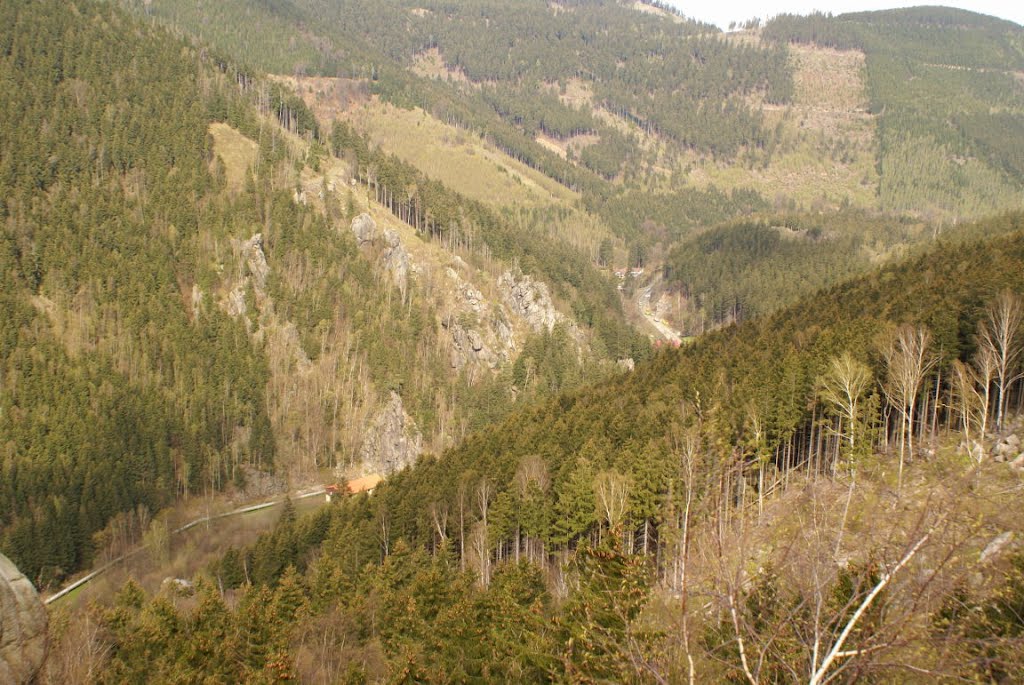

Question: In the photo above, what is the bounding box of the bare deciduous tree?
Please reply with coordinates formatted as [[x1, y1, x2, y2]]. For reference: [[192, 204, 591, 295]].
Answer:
[[977, 291, 1023, 431], [514, 454, 550, 494], [430, 501, 449, 552], [820, 352, 873, 472], [974, 344, 998, 440], [950, 360, 983, 453], [593, 469, 631, 534], [676, 429, 700, 685], [881, 325, 937, 491], [468, 521, 490, 587]]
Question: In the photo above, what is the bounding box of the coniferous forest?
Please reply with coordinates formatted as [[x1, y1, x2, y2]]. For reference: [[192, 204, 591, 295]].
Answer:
[[3, 0, 1024, 683]]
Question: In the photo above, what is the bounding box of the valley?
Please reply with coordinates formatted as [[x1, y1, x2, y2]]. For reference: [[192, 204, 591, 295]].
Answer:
[[2, 0, 1024, 682]]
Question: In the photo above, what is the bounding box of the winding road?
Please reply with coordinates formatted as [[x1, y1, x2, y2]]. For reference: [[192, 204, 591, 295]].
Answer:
[[44, 487, 327, 605]]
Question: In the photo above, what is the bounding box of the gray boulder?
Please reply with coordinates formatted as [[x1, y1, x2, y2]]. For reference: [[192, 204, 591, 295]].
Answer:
[[351, 213, 377, 246]]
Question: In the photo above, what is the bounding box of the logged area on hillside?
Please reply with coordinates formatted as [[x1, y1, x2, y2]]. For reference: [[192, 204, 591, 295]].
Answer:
[[4, 0, 1024, 683]]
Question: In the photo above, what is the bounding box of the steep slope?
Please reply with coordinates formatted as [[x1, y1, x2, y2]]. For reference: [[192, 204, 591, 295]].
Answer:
[[114, 0, 1024, 353], [0, 0, 275, 586], [0, 0, 648, 589], [59, 214, 1024, 683]]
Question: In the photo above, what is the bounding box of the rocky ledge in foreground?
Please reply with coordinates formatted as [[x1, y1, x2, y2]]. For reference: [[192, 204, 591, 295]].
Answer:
[[1, 553, 47, 684]]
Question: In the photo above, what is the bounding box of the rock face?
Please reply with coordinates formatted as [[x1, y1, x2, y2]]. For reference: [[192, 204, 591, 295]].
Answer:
[[381, 229, 411, 294], [240, 233, 270, 292], [222, 233, 270, 320], [0, 554, 47, 685], [225, 285, 248, 317], [442, 268, 516, 372], [351, 213, 377, 246], [190, 284, 204, 321], [445, 318, 494, 369], [498, 270, 559, 333], [358, 392, 422, 475]]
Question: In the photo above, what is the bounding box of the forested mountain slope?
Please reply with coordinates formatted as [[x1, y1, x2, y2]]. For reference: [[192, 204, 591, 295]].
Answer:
[[765, 7, 1024, 216], [0, 0, 643, 588], [659, 206, 1024, 331], [313, 211, 1024, 556], [52, 213, 1024, 682], [114, 0, 1024, 343], [123, 0, 1024, 223], [1, 0, 274, 586]]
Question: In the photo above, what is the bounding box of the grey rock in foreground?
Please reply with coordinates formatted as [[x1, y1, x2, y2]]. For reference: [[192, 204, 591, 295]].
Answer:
[[0, 553, 47, 685]]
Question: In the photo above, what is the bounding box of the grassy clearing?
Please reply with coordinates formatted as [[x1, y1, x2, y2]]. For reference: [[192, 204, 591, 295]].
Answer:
[[209, 122, 258, 193], [534, 131, 600, 159], [343, 100, 578, 208], [790, 43, 868, 111], [629, 1, 684, 23], [411, 47, 474, 85], [686, 139, 878, 210]]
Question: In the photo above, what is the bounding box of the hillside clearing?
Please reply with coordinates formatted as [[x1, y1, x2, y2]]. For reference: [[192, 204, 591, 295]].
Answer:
[[209, 122, 257, 192], [343, 100, 578, 207]]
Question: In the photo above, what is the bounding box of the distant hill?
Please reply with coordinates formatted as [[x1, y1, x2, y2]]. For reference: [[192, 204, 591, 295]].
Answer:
[[115, 0, 1024, 339], [764, 7, 1024, 216]]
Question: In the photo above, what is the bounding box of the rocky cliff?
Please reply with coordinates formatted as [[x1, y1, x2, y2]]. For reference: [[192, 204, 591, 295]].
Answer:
[[0, 554, 47, 685], [357, 392, 423, 475], [498, 269, 560, 333], [381, 228, 412, 295], [442, 267, 515, 372]]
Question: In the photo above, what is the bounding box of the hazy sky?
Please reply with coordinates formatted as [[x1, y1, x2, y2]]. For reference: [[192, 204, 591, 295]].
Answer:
[[663, 0, 1024, 30]]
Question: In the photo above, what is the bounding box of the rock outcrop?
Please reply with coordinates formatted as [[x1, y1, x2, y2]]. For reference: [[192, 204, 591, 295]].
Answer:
[[222, 233, 270, 320], [190, 284, 204, 321], [381, 229, 411, 294], [453, 273, 485, 314], [240, 233, 270, 293], [351, 213, 377, 246], [498, 270, 559, 333], [0, 554, 47, 685], [221, 233, 312, 373], [224, 285, 248, 318], [442, 268, 516, 372], [444, 318, 493, 369], [358, 392, 422, 475]]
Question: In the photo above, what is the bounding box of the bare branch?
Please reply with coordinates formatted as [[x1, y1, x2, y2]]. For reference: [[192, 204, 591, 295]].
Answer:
[[809, 528, 935, 685]]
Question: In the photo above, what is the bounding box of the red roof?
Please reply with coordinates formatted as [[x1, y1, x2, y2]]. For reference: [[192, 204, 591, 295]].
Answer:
[[347, 474, 383, 494]]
